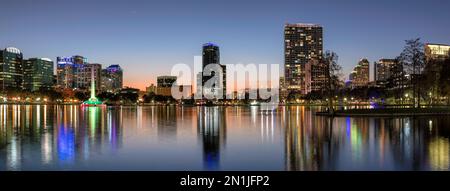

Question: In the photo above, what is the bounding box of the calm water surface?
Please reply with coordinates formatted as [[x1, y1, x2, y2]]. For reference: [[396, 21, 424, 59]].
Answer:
[[0, 105, 449, 171]]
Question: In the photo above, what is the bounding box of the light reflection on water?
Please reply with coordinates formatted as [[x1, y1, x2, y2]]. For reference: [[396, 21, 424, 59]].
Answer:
[[0, 105, 449, 171]]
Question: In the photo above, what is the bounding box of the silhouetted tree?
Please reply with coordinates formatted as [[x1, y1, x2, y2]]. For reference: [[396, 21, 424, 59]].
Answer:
[[398, 38, 425, 108], [323, 51, 341, 114]]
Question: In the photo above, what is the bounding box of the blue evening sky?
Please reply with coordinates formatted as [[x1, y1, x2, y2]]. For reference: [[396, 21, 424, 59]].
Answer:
[[0, 0, 449, 89]]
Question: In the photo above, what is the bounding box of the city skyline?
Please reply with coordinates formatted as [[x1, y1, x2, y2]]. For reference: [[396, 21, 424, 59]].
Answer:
[[1, 0, 450, 90]]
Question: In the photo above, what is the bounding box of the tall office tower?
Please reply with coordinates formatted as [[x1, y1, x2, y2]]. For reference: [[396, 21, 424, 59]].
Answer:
[[56, 55, 102, 91], [0, 47, 24, 90], [101, 65, 123, 93], [349, 58, 370, 88], [81, 63, 102, 91], [374, 59, 397, 87], [201, 43, 226, 99], [56, 55, 87, 89], [284, 23, 323, 95], [23, 58, 54, 91], [425, 43, 450, 62]]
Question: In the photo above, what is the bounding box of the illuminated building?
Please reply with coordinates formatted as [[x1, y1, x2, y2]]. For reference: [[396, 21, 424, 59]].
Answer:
[[349, 58, 370, 88], [284, 23, 323, 94], [305, 59, 328, 93], [0, 47, 24, 90], [23, 58, 54, 91], [101, 64, 123, 92], [279, 76, 288, 100], [56, 55, 87, 89], [201, 43, 226, 99], [374, 59, 397, 87], [56, 56, 102, 91], [425, 43, 450, 62], [79, 63, 102, 92]]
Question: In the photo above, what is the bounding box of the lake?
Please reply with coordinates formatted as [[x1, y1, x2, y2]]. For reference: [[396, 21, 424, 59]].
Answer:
[[0, 105, 448, 171]]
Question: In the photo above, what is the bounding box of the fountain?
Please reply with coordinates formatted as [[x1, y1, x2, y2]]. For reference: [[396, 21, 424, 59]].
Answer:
[[82, 67, 104, 107]]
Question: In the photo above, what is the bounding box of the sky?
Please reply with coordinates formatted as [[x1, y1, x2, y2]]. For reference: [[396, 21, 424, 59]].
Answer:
[[0, 0, 449, 90]]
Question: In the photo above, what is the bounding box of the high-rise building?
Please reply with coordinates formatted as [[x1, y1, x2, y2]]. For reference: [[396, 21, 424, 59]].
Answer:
[[306, 59, 328, 93], [374, 59, 397, 87], [101, 64, 123, 92], [56, 55, 86, 89], [201, 43, 226, 99], [349, 58, 370, 88], [81, 63, 102, 91], [56, 56, 102, 91], [425, 43, 450, 62], [23, 58, 54, 91], [284, 23, 323, 94], [0, 47, 24, 90]]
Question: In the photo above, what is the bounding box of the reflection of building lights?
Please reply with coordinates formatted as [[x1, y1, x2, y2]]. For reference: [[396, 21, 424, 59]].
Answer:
[[429, 120, 433, 131], [429, 138, 449, 171]]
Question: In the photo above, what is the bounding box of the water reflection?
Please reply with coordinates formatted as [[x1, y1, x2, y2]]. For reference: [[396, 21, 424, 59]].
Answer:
[[0, 105, 449, 171], [197, 107, 226, 170], [284, 109, 450, 171]]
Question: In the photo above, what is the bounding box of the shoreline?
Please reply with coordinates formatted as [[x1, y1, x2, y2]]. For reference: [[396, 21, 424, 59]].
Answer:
[[316, 108, 450, 117]]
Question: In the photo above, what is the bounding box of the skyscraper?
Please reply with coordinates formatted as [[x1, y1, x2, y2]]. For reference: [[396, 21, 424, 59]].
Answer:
[[101, 65, 123, 93], [81, 63, 102, 92], [374, 59, 397, 87], [0, 47, 24, 90], [201, 43, 226, 99], [284, 23, 323, 94], [23, 58, 54, 91], [56, 56, 102, 91], [56, 55, 86, 89], [349, 58, 370, 88]]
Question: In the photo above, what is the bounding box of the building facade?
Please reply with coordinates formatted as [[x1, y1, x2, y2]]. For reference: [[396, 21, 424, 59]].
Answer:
[[374, 59, 397, 87], [349, 58, 370, 88], [56, 56, 102, 91], [306, 59, 328, 93], [156, 76, 177, 96], [279, 76, 288, 101], [56, 55, 86, 89], [23, 58, 54, 91], [0, 47, 24, 90], [425, 43, 450, 62], [200, 43, 226, 99], [284, 23, 323, 94], [101, 64, 123, 93]]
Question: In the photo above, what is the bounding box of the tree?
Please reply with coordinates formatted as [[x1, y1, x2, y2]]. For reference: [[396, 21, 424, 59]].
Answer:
[[386, 58, 406, 105], [398, 38, 425, 108], [323, 51, 342, 114]]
